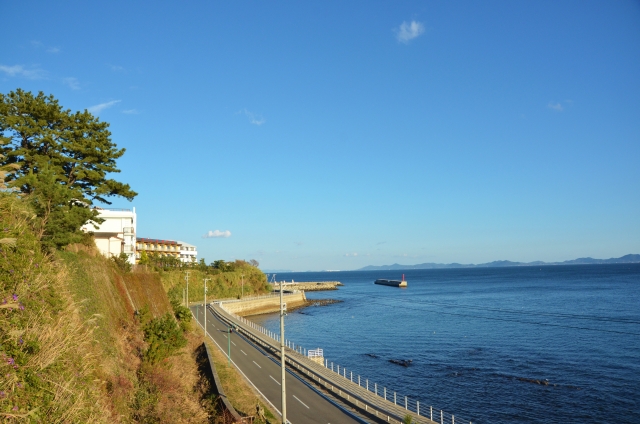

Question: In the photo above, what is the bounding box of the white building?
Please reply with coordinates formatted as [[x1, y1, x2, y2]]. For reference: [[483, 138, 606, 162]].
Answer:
[[176, 241, 198, 263], [81, 207, 137, 265]]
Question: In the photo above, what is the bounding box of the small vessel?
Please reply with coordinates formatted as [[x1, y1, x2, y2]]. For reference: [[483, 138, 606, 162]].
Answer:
[[374, 274, 407, 287]]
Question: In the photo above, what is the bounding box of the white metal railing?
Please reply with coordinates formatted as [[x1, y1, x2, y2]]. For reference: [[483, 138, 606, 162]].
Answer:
[[307, 348, 323, 358], [214, 302, 472, 424]]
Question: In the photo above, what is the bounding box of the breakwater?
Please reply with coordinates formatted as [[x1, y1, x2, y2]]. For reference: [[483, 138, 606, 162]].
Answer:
[[272, 281, 343, 291]]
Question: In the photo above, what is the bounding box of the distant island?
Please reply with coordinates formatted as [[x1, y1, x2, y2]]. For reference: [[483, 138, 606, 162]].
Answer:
[[358, 254, 640, 271]]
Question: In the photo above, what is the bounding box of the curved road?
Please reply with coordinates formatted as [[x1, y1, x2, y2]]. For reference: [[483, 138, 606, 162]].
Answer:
[[191, 304, 363, 424]]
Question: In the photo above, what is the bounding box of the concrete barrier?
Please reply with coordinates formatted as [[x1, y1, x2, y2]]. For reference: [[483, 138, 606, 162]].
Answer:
[[223, 292, 307, 316]]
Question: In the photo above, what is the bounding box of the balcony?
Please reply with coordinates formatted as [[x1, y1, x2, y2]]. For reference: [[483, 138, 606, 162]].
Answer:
[[123, 227, 134, 235]]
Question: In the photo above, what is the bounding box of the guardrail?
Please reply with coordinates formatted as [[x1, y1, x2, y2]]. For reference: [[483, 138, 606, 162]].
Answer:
[[212, 301, 471, 424], [203, 342, 246, 423]]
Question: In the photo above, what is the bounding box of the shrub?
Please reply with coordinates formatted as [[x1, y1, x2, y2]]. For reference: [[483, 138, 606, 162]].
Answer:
[[142, 313, 187, 365]]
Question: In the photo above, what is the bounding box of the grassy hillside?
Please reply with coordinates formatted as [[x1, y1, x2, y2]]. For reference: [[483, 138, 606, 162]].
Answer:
[[0, 193, 210, 422], [159, 263, 271, 304]]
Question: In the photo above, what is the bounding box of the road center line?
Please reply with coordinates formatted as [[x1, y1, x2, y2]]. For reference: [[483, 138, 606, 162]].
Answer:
[[269, 375, 281, 385], [253, 361, 262, 369], [293, 395, 310, 409], [241, 349, 247, 355], [232, 341, 236, 346]]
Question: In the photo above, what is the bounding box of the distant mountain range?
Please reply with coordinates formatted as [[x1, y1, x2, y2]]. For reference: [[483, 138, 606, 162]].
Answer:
[[357, 254, 640, 271]]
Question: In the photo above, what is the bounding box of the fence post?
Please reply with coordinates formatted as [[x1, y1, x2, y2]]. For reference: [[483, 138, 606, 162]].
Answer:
[[375, 383, 377, 395], [331, 362, 334, 372], [441, 410, 443, 424], [337, 365, 340, 374], [405, 396, 407, 410], [417, 401, 419, 416], [452, 415, 455, 424], [366, 380, 369, 391], [394, 392, 396, 405], [350, 371, 353, 382], [430, 406, 433, 420], [384, 387, 386, 400], [358, 375, 361, 386]]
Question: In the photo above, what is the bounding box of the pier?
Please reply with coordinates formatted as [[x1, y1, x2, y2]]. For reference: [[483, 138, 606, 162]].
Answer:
[[272, 280, 343, 291]]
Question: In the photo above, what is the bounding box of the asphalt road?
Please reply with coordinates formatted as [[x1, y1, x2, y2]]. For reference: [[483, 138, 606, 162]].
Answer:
[[191, 304, 363, 424]]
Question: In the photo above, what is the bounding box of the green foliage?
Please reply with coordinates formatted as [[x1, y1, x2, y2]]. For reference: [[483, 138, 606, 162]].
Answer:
[[403, 414, 414, 424], [0, 89, 136, 249], [138, 250, 150, 265], [111, 252, 132, 273], [142, 313, 187, 365]]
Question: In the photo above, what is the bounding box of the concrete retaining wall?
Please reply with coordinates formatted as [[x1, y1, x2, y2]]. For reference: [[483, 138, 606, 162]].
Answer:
[[223, 292, 307, 316]]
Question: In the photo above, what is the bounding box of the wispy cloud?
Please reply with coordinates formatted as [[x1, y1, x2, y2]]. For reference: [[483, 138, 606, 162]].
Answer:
[[344, 252, 358, 257], [203, 230, 232, 238], [0, 64, 47, 79], [242, 109, 266, 126], [396, 20, 425, 43], [122, 109, 140, 115], [111, 65, 125, 72], [47, 47, 61, 54], [63, 77, 80, 90], [88, 100, 121, 114], [547, 102, 564, 112]]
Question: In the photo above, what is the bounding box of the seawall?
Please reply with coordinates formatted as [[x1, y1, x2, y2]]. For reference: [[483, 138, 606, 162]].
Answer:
[[272, 281, 343, 291], [222, 292, 307, 316]]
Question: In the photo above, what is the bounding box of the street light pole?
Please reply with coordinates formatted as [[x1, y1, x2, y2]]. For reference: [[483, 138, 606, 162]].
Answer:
[[280, 279, 287, 424], [203, 278, 210, 339], [185, 271, 190, 307]]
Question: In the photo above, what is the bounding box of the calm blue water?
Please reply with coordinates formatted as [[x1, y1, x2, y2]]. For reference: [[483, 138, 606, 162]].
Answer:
[[250, 264, 640, 423]]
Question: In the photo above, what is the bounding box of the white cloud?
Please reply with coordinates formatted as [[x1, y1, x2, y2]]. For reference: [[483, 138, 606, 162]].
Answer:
[[63, 77, 80, 90], [547, 102, 563, 112], [47, 47, 61, 54], [344, 252, 358, 257], [111, 65, 125, 72], [88, 100, 121, 114], [203, 230, 232, 238], [0, 64, 47, 79], [396, 20, 425, 43], [242, 109, 266, 126], [122, 109, 140, 114]]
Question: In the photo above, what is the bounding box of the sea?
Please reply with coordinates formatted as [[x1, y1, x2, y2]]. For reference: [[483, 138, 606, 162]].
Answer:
[[248, 264, 640, 424]]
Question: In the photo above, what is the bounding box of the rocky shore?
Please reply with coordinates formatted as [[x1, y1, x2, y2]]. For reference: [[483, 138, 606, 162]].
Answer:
[[291, 298, 343, 313]]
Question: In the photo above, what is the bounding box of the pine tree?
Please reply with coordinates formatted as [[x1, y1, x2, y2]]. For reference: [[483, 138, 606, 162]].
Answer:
[[0, 89, 137, 249]]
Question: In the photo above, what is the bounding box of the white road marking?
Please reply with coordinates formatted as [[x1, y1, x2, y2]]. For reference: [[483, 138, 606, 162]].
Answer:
[[232, 341, 236, 346], [270, 375, 281, 385], [241, 350, 247, 355], [293, 395, 310, 409], [253, 361, 262, 369], [223, 334, 227, 338]]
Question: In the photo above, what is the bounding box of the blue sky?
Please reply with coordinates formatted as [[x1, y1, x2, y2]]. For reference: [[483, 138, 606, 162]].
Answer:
[[2, 1, 639, 271]]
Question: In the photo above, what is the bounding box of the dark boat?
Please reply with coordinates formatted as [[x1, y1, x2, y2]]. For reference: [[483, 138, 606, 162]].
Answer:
[[374, 274, 407, 287]]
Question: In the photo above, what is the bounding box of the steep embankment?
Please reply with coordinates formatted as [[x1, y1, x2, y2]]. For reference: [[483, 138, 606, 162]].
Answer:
[[0, 193, 211, 422]]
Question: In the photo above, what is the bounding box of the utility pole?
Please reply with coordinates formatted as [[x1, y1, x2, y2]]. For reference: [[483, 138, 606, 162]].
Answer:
[[280, 279, 287, 424], [203, 278, 210, 339], [185, 271, 190, 307]]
